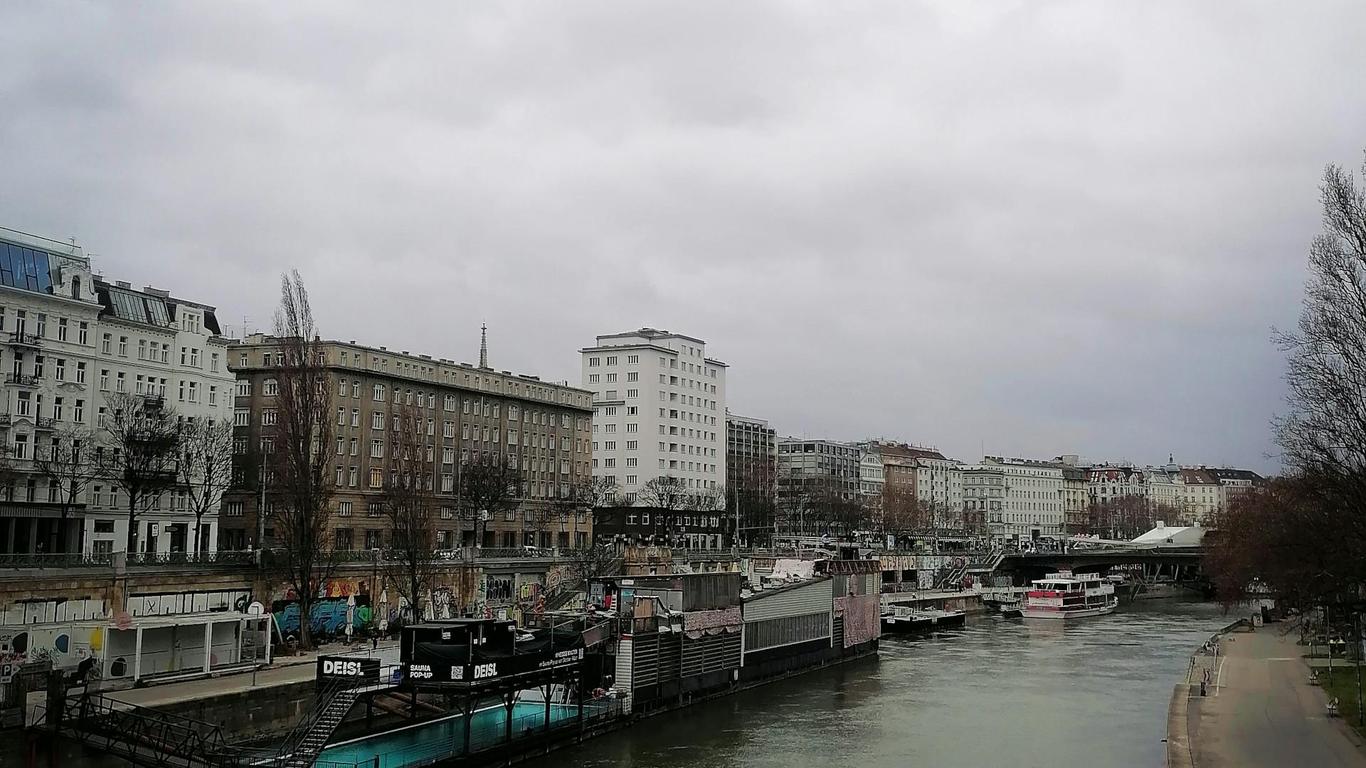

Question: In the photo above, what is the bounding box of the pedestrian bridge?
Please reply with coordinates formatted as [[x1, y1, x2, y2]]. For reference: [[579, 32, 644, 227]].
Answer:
[[1000, 546, 1205, 572]]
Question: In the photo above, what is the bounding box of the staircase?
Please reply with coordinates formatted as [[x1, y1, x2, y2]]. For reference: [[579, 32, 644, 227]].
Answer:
[[278, 683, 363, 768], [935, 561, 969, 590]]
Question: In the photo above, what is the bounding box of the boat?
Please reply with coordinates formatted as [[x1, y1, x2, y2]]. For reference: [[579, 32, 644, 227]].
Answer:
[[1021, 570, 1118, 620], [996, 598, 1023, 619], [880, 606, 967, 633]]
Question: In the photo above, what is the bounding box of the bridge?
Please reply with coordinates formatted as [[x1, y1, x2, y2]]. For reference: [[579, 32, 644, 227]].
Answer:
[[999, 546, 1206, 573]]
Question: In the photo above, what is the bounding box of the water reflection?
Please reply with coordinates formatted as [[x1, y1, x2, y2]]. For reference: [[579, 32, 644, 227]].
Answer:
[[537, 602, 1229, 768]]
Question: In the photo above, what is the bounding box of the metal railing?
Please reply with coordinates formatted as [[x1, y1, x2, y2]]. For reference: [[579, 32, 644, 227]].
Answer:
[[7, 330, 41, 346], [59, 691, 239, 767], [0, 552, 115, 569], [127, 550, 257, 567], [5, 373, 38, 386]]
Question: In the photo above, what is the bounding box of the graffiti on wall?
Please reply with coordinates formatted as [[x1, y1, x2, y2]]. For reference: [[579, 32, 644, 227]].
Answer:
[[1, 625, 100, 671], [128, 590, 251, 618]]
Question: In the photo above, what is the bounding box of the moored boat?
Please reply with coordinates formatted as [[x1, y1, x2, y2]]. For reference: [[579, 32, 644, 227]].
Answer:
[[1022, 570, 1117, 620], [880, 606, 967, 633]]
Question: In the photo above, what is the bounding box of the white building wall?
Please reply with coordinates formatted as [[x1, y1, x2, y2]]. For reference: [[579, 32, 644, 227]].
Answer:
[[582, 329, 727, 507]]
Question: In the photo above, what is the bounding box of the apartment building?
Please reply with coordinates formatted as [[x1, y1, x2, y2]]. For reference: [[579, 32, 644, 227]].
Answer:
[[981, 456, 1065, 539], [0, 227, 234, 555], [223, 332, 595, 551], [962, 464, 1005, 535], [777, 439, 860, 503], [725, 412, 776, 500], [580, 328, 726, 506]]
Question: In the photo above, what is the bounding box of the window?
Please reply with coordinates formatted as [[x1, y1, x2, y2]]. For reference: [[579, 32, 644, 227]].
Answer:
[[338, 501, 353, 517], [627, 354, 639, 364], [101, 333, 111, 354], [373, 383, 385, 401], [224, 502, 244, 517], [234, 409, 249, 427], [262, 409, 278, 426], [370, 440, 383, 458], [74, 361, 86, 384], [208, 386, 217, 406], [118, 336, 127, 357], [372, 412, 385, 430], [57, 318, 67, 341], [12, 433, 28, 460], [55, 358, 65, 381], [263, 378, 278, 396], [73, 399, 84, 423], [210, 352, 219, 372], [52, 397, 63, 421], [78, 322, 88, 345], [369, 469, 382, 489]]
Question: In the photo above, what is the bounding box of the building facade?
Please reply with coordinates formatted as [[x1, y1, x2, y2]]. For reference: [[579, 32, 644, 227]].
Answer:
[[223, 333, 595, 552], [0, 227, 234, 556], [983, 456, 1065, 539], [580, 328, 726, 506], [725, 412, 776, 503], [777, 439, 860, 503], [962, 464, 1005, 536]]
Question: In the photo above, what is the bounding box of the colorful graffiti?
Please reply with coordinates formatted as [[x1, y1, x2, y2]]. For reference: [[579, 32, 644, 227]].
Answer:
[[271, 599, 373, 638]]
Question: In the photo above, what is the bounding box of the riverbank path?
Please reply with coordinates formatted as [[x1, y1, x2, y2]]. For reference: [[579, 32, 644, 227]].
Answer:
[[1190, 625, 1366, 767]]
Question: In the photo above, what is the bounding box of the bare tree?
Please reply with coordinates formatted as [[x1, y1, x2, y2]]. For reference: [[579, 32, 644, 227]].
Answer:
[[177, 418, 234, 555], [637, 475, 690, 544], [727, 469, 776, 547], [458, 453, 523, 547], [99, 392, 181, 554], [266, 271, 335, 651], [33, 424, 99, 552], [380, 405, 439, 621]]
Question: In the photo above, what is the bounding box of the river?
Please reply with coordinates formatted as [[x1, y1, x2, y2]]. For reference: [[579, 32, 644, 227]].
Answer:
[[529, 601, 1230, 768]]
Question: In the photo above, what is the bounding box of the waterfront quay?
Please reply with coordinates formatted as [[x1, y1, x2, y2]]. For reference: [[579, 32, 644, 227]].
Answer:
[[3, 541, 1222, 767], [1169, 618, 1366, 767]]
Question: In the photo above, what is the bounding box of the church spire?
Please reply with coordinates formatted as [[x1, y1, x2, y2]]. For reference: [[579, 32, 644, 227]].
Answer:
[[479, 322, 489, 369]]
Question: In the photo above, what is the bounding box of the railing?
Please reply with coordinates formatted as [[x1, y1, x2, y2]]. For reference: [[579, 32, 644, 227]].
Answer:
[[59, 691, 239, 767], [0, 552, 115, 569], [127, 550, 257, 567], [7, 330, 41, 346], [4, 373, 38, 386], [33, 415, 56, 430]]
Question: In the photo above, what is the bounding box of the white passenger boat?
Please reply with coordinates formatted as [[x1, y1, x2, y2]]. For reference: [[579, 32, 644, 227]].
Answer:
[[1022, 570, 1118, 620]]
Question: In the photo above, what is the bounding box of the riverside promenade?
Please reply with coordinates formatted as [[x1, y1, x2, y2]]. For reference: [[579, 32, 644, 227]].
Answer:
[[1170, 621, 1366, 767]]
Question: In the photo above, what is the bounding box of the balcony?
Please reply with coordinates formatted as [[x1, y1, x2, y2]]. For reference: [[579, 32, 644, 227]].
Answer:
[[6, 331, 41, 349], [33, 415, 56, 430], [142, 394, 166, 410], [4, 373, 39, 387]]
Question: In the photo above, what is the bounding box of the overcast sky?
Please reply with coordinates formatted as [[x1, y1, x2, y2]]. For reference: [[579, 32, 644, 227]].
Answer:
[[3, 2, 1363, 473]]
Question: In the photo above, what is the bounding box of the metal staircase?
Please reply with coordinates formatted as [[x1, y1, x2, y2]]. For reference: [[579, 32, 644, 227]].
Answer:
[[275, 679, 365, 768]]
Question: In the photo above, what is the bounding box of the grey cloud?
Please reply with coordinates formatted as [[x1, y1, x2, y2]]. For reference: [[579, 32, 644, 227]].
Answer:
[[2, 1, 1361, 474]]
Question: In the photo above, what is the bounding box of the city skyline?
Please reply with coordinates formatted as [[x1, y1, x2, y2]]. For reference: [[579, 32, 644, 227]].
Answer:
[[4, 5, 1362, 474]]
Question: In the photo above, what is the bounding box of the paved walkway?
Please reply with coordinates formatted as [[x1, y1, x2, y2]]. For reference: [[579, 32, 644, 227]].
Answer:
[[1190, 626, 1366, 767], [24, 640, 401, 722]]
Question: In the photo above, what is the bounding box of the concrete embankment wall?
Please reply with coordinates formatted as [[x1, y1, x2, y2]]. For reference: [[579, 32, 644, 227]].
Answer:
[[154, 679, 318, 742]]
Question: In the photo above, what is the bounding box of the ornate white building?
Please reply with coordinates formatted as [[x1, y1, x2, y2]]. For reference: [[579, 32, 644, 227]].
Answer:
[[0, 227, 234, 555]]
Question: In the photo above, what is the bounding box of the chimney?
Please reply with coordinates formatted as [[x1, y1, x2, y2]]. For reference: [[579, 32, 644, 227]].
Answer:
[[115, 280, 131, 289]]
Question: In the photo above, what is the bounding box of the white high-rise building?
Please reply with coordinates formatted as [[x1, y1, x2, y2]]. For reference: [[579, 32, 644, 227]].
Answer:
[[581, 328, 726, 506]]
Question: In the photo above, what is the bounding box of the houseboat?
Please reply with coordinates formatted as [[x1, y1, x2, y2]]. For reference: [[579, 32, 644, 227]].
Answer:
[[1021, 570, 1118, 620]]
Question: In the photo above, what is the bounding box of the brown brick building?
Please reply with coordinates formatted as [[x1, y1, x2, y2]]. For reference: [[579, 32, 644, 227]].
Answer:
[[220, 333, 594, 552]]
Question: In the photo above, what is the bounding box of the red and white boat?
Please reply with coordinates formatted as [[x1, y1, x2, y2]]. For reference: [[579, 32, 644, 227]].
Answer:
[[1022, 570, 1118, 620]]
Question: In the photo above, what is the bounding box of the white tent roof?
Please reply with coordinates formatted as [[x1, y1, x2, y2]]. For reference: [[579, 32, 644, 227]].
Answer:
[[1131, 525, 1206, 547]]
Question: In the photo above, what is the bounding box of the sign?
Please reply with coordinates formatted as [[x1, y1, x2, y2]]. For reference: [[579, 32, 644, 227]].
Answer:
[[407, 647, 585, 685], [316, 655, 380, 682], [0, 661, 16, 684]]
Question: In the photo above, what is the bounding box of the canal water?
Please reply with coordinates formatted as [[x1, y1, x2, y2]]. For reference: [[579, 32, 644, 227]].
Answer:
[[530, 601, 1230, 768]]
